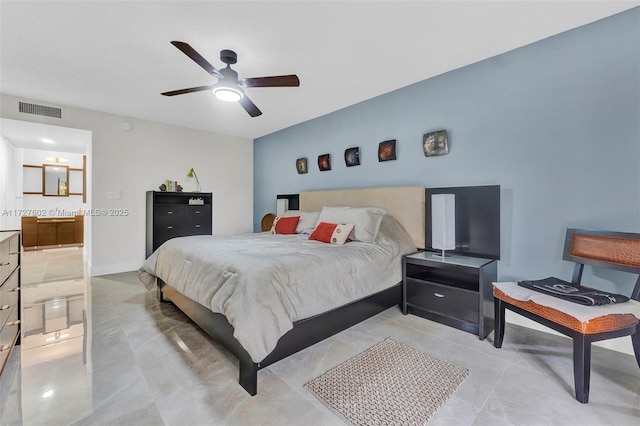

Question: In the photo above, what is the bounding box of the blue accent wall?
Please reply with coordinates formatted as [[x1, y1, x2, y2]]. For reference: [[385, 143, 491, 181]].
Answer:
[[254, 9, 639, 289]]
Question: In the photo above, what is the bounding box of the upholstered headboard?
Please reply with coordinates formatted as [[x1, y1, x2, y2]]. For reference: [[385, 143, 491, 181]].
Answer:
[[299, 186, 425, 248]]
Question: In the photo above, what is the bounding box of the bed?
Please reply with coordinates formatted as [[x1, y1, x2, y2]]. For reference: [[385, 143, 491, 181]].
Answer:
[[139, 186, 425, 395]]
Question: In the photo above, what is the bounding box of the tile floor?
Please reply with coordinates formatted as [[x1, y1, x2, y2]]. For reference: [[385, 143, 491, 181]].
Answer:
[[20, 247, 86, 285], [1, 248, 639, 425]]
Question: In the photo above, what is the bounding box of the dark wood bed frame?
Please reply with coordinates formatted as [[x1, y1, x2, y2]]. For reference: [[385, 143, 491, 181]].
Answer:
[[157, 279, 402, 395]]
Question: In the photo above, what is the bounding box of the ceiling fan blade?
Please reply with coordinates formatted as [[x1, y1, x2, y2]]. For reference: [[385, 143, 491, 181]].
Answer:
[[161, 85, 213, 96], [240, 74, 300, 88], [239, 95, 262, 117], [170, 41, 221, 77]]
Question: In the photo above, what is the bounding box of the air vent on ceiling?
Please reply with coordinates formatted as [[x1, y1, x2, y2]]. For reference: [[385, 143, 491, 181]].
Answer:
[[18, 101, 62, 119]]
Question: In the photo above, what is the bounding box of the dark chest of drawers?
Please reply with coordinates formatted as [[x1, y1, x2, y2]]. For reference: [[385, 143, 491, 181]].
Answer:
[[145, 191, 213, 257], [0, 231, 21, 377]]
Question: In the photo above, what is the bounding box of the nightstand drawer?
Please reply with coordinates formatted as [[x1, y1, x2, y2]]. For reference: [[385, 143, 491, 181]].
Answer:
[[406, 278, 478, 324]]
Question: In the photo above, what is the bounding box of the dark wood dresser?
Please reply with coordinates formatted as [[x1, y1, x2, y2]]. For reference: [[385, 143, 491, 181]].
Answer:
[[146, 191, 213, 257], [0, 231, 21, 377]]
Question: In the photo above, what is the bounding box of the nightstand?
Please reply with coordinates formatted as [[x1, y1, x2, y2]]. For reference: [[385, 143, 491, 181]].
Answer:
[[402, 251, 497, 339]]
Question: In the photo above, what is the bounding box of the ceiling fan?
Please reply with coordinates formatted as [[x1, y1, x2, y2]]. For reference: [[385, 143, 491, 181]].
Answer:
[[161, 41, 300, 117]]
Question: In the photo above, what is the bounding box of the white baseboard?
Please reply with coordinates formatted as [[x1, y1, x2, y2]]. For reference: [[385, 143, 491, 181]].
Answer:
[[89, 261, 141, 277], [505, 311, 635, 356]]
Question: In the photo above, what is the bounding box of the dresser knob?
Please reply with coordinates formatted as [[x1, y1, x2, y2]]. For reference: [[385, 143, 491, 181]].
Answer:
[[6, 320, 20, 326], [195, 225, 201, 228], [0, 344, 11, 352], [0, 304, 10, 311], [167, 226, 174, 229], [433, 293, 445, 298]]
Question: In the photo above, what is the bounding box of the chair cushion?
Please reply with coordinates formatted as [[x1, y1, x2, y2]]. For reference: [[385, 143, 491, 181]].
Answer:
[[493, 282, 640, 334]]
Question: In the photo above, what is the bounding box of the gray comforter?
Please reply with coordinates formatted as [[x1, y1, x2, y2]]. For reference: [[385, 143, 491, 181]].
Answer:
[[139, 215, 416, 362]]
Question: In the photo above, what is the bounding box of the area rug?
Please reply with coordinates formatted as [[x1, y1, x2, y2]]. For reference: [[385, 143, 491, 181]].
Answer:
[[304, 338, 469, 425]]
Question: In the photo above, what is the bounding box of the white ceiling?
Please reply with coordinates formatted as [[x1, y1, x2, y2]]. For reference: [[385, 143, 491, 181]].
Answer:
[[0, 118, 92, 153], [1, 1, 637, 143]]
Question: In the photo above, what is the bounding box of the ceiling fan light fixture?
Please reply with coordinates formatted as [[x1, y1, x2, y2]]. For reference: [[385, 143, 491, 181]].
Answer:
[[211, 82, 244, 102], [162, 42, 298, 116]]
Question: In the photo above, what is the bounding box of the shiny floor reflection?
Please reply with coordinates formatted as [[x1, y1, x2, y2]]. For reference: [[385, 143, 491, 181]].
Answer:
[[1, 248, 639, 425], [8, 248, 91, 425], [21, 279, 91, 425]]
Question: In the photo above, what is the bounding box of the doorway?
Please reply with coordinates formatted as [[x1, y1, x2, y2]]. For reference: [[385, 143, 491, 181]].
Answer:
[[0, 118, 92, 259]]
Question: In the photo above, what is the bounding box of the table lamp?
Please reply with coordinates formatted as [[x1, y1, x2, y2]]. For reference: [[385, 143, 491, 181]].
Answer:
[[186, 168, 201, 192], [431, 194, 455, 257]]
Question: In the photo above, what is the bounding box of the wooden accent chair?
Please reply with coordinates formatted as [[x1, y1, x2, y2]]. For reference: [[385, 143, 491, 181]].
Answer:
[[260, 213, 276, 232], [493, 228, 640, 403]]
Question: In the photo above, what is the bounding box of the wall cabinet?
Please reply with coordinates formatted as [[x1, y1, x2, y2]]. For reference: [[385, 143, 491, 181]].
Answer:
[[146, 191, 213, 257], [403, 251, 497, 339], [0, 231, 21, 377]]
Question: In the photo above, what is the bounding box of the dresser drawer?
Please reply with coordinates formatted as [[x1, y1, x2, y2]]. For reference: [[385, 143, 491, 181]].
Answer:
[[0, 343, 9, 374], [0, 270, 19, 328], [184, 205, 211, 221], [153, 224, 186, 248], [154, 205, 184, 221], [0, 240, 8, 284], [406, 278, 478, 324], [0, 305, 19, 353], [180, 222, 213, 237], [8, 234, 19, 274]]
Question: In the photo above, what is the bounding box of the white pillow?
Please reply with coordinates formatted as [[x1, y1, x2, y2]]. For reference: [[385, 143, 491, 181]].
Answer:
[[282, 210, 320, 234], [316, 206, 387, 242]]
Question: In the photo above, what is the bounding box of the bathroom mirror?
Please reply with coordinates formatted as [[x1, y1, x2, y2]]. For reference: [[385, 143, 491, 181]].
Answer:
[[43, 164, 69, 196]]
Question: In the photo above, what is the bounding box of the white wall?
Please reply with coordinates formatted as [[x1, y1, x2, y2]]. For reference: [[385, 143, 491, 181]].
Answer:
[[0, 135, 20, 230], [1, 94, 254, 275]]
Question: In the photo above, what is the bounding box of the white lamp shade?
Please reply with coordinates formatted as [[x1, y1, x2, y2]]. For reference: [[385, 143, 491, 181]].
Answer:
[[276, 198, 289, 216], [431, 194, 456, 251]]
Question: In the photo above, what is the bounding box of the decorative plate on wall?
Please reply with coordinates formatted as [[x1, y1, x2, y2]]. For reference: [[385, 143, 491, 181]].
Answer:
[[318, 154, 331, 171], [423, 130, 448, 157], [296, 157, 308, 174], [344, 147, 360, 167], [378, 140, 396, 162]]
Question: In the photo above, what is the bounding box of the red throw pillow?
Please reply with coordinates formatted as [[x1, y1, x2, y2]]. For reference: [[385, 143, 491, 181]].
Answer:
[[309, 222, 338, 242], [274, 216, 300, 234]]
